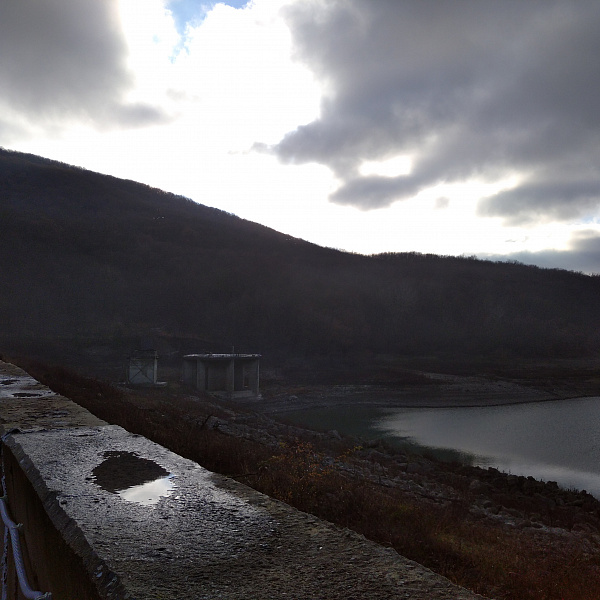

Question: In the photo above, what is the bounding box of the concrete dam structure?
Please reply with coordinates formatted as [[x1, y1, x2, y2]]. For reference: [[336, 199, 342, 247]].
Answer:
[[182, 353, 261, 398], [0, 360, 485, 599]]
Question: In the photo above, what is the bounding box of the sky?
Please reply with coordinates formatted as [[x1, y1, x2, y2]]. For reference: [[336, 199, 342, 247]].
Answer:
[[2, 0, 600, 274]]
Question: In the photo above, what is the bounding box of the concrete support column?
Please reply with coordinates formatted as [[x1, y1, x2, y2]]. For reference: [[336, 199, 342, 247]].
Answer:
[[182, 354, 260, 397], [225, 359, 235, 396], [196, 360, 207, 391], [248, 360, 260, 396], [182, 359, 196, 387], [233, 362, 244, 391]]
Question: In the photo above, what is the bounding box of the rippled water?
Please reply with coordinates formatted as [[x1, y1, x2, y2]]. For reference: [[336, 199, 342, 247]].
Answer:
[[285, 397, 600, 497]]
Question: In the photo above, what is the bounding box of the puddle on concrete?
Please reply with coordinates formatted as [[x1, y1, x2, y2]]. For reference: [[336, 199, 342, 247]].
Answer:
[[118, 475, 175, 506], [92, 451, 175, 506], [0, 375, 56, 399]]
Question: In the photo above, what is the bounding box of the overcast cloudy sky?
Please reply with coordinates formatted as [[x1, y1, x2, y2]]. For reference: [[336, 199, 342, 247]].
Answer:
[[3, 0, 600, 273]]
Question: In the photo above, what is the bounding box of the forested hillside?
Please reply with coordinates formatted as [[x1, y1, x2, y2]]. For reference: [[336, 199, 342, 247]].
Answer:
[[2, 148, 600, 380]]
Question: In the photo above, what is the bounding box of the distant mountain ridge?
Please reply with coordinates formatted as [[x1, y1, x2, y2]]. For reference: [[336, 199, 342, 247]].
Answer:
[[2, 148, 600, 379]]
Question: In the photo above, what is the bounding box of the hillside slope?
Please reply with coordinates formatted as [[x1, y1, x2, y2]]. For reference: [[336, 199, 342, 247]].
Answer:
[[2, 148, 600, 379]]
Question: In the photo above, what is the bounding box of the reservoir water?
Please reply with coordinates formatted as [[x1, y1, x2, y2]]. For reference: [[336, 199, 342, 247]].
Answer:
[[285, 396, 600, 498]]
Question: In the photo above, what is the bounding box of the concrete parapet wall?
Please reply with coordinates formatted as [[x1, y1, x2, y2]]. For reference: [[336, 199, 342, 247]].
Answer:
[[2, 442, 106, 599], [0, 360, 484, 600]]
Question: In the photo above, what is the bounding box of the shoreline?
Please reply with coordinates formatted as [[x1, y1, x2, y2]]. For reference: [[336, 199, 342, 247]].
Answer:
[[256, 373, 599, 414], [248, 376, 600, 502]]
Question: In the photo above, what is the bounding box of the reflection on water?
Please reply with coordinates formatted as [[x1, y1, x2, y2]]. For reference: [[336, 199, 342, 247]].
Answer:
[[117, 475, 175, 506], [285, 397, 600, 498], [375, 397, 600, 497], [92, 451, 175, 506]]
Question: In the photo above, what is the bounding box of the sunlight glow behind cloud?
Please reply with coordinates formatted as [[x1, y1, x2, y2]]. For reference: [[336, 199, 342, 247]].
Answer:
[[359, 156, 412, 178]]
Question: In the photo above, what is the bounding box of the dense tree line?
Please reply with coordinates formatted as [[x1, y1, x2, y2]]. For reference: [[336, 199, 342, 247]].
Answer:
[[2, 148, 600, 378]]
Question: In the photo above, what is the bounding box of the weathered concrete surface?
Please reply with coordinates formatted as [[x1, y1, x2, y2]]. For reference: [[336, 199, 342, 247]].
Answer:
[[0, 360, 105, 430], [0, 360, 488, 599]]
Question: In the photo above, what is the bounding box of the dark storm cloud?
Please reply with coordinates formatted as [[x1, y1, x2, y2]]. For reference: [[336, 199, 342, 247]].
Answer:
[[570, 231, 600, 274], [478, 180, 600, 225], [0, 0, 167, 135], [485, 230, 600, 274], [270, 0, 600, 222]]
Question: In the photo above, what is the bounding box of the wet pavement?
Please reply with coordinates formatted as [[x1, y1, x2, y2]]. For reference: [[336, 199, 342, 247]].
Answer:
[[0, 361, 105, 431], [0, 360, 487, 599], [8, 425, 281, 598]]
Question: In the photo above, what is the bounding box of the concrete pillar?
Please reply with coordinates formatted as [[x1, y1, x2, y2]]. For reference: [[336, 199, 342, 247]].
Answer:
[[225, 359, 235, 395], [233, 361, 244, 391], [182, 359, 196, 387], [196, 360, 207, 391], [248, 359, 260, 396]]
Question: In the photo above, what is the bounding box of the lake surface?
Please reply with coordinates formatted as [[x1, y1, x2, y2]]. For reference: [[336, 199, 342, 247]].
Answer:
[[284, 397, 600, 498]]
